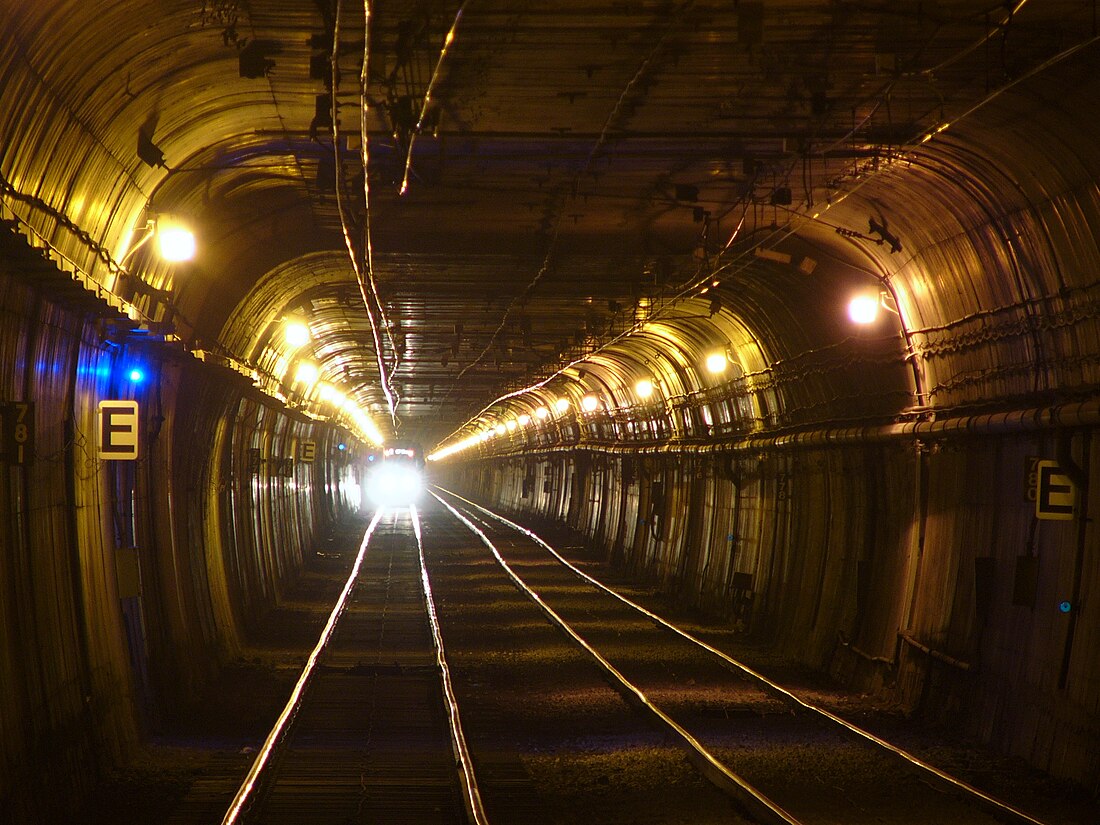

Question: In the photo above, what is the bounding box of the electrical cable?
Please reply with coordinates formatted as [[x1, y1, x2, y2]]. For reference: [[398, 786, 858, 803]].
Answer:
[[330, 0, 400, 429], [399, 1, 469, 196], [451, 10, 688, 394]]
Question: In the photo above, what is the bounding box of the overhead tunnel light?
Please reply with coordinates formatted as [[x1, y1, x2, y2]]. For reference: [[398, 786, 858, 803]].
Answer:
[[581, 394, 599, 412], [120, 217, 197, 266], [848, 293, 880, 325], [555, 397, 570, 414], [285, 320, 311, 348], [635, 379, 654, 399], [156, 224, 196, 262], [294, 361, 320, 386], [706, 351, 728, 374], [848, 291, 901, 326]]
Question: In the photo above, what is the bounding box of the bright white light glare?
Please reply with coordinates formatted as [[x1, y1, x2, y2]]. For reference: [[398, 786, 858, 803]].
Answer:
[[285, 321, 310, 348], [555, 397, 570, 414], [848, 294, 880, 324], [535, 406, 549, 420], [494, 423, 507, 436], [319, 383, 347, 406], [635, 379, 654, 399], [366, 463, 422, 507], [157, 226, 196, 262], [295, 362, 320, 385], [581, 394, 599, 412], [706, 352, 728, 374], [505, 419, 517, 432], [518, 414, 531, 426]]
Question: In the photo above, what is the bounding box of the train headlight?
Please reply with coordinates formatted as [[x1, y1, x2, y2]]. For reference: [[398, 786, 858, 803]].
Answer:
[[367, 463, 423, 507]]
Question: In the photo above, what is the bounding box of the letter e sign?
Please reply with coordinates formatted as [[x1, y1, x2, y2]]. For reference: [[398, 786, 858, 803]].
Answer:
[[98, 401, 140, 460], [1035, 460, 1075, 521]]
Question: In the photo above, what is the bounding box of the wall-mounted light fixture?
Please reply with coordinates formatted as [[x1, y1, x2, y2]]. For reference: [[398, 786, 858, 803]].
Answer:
[[635, 378, 655, 399], [294, 361, 320, 386], [285, 319, 311, 348], [581, 394, 599, 412], [121, 217, 196, 266], [705, 351, 728, 374], [847, 291, 898, 325], [157, 223, 196, 262]]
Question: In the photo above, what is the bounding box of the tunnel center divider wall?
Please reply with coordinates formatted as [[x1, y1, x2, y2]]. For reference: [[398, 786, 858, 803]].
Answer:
[[0, 235, 365, 821], [438, 422, 1098, 793]]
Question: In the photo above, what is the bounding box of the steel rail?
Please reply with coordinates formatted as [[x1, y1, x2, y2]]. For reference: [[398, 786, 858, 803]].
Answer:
[[220, 508, 385, 825], [410, 505, 491, 825], [436, 487, 1052, 825], [433, 491, 803, 825]]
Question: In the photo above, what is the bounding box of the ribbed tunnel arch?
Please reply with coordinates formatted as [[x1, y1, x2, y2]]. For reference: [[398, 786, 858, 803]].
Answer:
[[2, 2, 1099, 819]]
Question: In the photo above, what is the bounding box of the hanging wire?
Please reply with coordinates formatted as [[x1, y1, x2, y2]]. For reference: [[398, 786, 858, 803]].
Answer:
[[914, 0, 1031, 78], [399, 1, 470, 196], [452, 13, 684, 391], [331, 0, 400, 426]]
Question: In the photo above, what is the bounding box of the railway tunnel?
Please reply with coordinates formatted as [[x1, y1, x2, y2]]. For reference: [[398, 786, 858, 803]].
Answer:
[[1, 1, 1098, 821]]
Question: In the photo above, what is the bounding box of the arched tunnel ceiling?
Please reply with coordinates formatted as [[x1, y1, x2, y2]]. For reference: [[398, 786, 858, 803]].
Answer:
[[3, 1, 1100, 447]]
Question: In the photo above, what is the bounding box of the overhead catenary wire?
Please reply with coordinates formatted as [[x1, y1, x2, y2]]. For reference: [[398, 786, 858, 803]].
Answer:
[[331, 0, 400, 428], [399, 1, 470, 196], [450, 9, 690, 394]]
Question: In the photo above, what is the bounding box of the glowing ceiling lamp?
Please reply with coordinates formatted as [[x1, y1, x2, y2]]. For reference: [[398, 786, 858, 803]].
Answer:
[[285, 320, 311, 348], [554, 397, 570, 414], [848, 293, 880, 325], [535, 406, 549, 420], [581, 394, 599, 412], [156, 223, 196, 262], [635, 379, 654, 399], [294, 361, 320, 386], [705, 351, 728, 374], [318, 383, 347, 406]]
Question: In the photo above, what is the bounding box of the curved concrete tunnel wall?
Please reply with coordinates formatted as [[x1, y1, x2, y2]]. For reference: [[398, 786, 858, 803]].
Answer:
[[430, 64, 1100, 791], [0, 242, 364, 820]]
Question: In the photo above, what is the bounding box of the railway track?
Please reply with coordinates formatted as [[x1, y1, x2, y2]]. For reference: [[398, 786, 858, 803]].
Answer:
[[218, 508, 484, 825], [195, 494, 1078, 825], [431, 488, 1059, 825]]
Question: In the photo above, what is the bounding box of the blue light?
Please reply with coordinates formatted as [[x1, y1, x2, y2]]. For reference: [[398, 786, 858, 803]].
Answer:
[[128, 368, 145, 383], [337, 442, 347, 451], [1058, 600, 1073, 614]]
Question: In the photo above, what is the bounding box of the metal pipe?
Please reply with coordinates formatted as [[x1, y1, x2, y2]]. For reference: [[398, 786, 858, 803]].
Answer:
[[478, 398, 1100, 463]]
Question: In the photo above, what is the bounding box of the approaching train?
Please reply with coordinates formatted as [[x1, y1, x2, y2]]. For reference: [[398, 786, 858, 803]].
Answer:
[[364, 441, 426, 507]]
